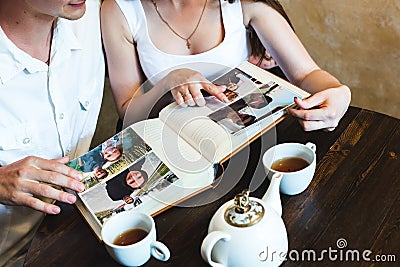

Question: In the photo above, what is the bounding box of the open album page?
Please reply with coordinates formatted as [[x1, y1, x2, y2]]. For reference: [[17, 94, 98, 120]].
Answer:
[[158, 62, 310, 164], [67, 125, 214, 239]]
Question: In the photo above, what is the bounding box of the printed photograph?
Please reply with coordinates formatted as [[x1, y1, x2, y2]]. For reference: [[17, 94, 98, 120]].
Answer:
[[207, 71, 304, 134], [212, 68, 243, 91], [68, 127, 151, 191], [208, 104, 257, 134], [79, 151, 178, 224]]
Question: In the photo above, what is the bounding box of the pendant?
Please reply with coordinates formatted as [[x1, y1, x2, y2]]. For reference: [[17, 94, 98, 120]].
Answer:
[[186, 39, 191, 49]]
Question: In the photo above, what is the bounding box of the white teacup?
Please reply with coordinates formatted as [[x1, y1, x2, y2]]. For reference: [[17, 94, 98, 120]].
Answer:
[[101, 211, 170, 266], [262, 142, 316, 195]]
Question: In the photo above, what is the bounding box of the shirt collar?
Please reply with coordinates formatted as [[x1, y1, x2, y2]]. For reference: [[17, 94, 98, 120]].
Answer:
[[50, 18, 83, 68], [0, 18, 83, 85], [0, 26, 30, 85]]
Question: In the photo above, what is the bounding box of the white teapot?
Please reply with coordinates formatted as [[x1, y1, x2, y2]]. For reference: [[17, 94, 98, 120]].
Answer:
[[201, 173, 288, 267]]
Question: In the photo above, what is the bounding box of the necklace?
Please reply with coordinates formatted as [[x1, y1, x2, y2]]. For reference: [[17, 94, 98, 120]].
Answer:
[[151, 0, 207, 49]]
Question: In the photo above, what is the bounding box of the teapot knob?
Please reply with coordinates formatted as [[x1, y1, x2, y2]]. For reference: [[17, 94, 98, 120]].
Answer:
[[225, 189, 264, 227], [233, 189, 250, 213]]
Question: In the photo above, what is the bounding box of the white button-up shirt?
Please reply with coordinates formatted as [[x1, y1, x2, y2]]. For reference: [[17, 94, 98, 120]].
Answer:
[[0, 0, 104, 262]]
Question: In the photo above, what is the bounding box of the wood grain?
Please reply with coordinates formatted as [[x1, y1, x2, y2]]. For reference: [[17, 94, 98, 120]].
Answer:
[[25, 107, 400, 267]]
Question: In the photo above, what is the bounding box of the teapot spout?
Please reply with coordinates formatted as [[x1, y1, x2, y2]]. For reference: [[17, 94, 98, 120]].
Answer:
[[261, 173, 283, 216]]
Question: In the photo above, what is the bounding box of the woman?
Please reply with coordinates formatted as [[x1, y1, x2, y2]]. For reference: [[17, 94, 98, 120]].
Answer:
[[101, 0, 351, 131]]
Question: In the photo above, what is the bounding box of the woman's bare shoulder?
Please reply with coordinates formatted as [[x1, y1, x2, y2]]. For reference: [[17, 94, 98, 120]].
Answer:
[[101, 0, 121, 15], [101, 0, 133, 43], [240, 0, 283, 26]]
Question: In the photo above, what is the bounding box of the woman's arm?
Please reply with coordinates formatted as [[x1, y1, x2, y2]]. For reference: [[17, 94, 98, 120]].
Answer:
[[101, 0, 229, 124], [242, 1, 351, 131], [101, 0, 146, 119]]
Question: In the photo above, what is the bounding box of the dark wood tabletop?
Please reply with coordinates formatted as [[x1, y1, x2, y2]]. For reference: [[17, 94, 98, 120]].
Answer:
[[25, 106, 400, 267]]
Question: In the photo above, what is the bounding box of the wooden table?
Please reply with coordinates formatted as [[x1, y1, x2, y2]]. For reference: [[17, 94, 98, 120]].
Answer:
[[25, 107, 399, 266]]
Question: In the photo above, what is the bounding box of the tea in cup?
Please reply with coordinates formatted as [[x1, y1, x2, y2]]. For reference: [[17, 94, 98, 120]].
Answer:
[[262, 142, 316, 195], [101, 211, 170, 266]]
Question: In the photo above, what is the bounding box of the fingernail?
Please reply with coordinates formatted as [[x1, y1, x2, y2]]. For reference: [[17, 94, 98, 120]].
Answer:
[[196, 97, 205, 106], [67, 194, 77, 204], [52, 206, 61, 214], [77, 183, 85, 192], [75, 173, 83, 181], [179, 102, 187, 108]]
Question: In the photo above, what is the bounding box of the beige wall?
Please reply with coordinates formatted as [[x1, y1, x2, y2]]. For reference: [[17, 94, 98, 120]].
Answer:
[[280, 0, 400, 118]]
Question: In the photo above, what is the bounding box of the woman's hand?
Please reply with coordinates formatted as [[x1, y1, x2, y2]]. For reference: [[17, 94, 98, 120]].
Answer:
[[158, 68, 229, 107], [288, 85, 351, 131], [0, 156, 85, 214]]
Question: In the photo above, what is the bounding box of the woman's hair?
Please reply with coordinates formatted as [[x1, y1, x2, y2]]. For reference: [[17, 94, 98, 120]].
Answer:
[[225, 0, 294, 64]]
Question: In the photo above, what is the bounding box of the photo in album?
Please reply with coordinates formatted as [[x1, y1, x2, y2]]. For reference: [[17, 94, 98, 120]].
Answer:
[[206, 68, 304, 134], [68, 128, 151, 191], [80, 150, 178, 225]]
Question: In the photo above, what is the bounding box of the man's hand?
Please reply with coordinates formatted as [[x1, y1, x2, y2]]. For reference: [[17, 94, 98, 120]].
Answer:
[[0, 156, 85, 214]]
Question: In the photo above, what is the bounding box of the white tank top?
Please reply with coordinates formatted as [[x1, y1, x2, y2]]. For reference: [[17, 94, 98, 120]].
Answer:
[[115, 0, 250, 84]]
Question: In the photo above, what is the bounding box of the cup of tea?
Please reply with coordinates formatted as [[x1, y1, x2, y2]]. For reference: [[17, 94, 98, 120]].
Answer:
[[101, 211, 170, 266], [262, 142, 316, 195]]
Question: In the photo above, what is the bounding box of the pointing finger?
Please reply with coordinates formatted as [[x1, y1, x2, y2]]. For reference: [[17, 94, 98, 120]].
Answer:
[[202, 83, 229, 103]]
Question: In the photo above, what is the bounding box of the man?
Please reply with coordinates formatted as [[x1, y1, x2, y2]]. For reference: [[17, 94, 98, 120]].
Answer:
[[0, 0, 104, 265]]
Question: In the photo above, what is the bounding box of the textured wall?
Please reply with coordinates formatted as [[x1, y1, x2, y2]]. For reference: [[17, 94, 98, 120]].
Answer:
[[280, 0, 400, 118]]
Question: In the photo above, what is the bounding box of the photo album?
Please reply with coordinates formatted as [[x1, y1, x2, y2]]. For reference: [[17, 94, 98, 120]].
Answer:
[[67, 61, 310, 240]]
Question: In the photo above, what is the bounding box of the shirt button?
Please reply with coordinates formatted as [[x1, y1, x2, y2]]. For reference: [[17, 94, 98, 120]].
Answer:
[[59, 113, 64, 120], [84, 101, 90, 108], [23, 138, 31, 144]]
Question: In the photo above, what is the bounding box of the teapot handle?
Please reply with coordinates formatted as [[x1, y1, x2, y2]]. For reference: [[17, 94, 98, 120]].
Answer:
[[201, 231, 231, 267]]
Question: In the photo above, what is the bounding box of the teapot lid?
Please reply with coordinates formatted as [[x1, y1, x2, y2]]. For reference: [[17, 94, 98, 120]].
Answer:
[[224, 189, 265, 227]]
